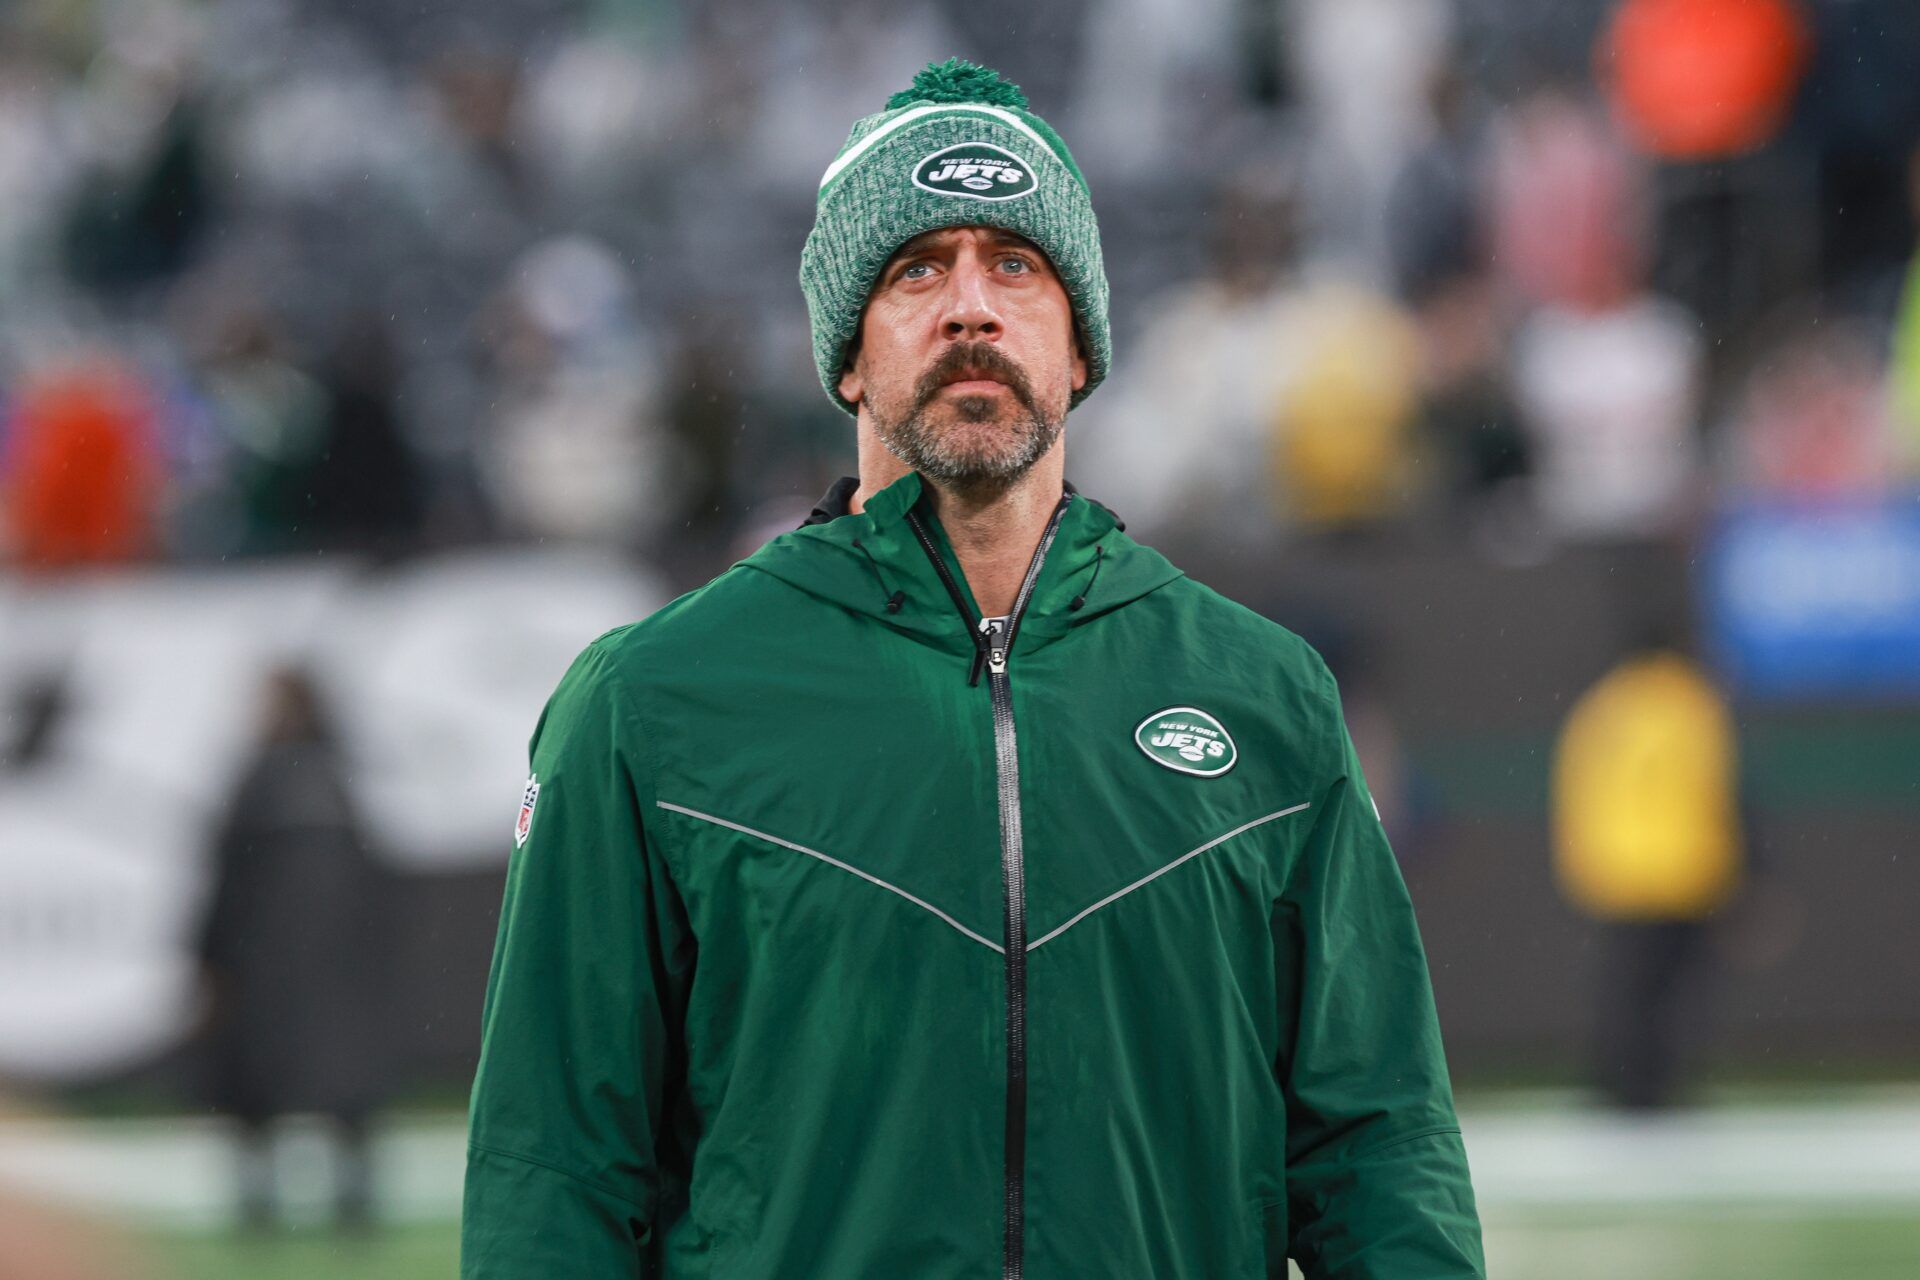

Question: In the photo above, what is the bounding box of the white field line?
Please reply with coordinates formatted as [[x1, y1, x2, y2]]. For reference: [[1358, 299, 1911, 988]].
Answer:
[[0, 1097, 1916, 1228], [1460, 1097, 1920, 1210], [0, 1112, 465, 1230]]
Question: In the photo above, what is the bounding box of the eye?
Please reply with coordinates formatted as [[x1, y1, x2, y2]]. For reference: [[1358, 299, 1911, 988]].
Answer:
[[998, 256, 1032, 275], [900, 261, 934, 280]]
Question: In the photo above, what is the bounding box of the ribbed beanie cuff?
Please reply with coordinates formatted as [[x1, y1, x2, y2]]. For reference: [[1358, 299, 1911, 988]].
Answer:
[[799, 59, 1111, 416]]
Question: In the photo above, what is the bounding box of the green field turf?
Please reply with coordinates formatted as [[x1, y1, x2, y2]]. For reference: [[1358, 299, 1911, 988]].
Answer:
[[143, 1208, 1920, 1280], [148, 1222, 456, 1280], [1485, 1208, 1920, 1280]]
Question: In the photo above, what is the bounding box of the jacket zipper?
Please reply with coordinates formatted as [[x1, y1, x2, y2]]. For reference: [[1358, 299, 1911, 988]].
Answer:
[[904, 492, 1071, 1280]]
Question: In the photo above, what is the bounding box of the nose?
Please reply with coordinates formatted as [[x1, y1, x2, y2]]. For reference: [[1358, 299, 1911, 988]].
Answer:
[[938, 250, 1002, 344]]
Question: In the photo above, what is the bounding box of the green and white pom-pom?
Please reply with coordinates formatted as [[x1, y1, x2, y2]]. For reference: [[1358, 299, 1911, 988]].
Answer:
[[886, 58, 1029, 110]]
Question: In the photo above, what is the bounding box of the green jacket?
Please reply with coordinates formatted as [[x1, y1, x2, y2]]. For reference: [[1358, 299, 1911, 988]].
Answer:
[[462, 469, 1483, 1279]]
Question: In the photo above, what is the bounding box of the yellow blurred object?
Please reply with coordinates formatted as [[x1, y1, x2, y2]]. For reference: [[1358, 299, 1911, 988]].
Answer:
[[1269, 285, 1421, 528], [1552, 651, 1743, 920]]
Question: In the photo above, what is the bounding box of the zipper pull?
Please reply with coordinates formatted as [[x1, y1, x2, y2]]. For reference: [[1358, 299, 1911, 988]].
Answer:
[[979, 616, 1009, 676]]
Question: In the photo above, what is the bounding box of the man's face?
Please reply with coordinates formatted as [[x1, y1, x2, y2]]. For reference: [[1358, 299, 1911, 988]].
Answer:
[[838, 225, 1088, 489]]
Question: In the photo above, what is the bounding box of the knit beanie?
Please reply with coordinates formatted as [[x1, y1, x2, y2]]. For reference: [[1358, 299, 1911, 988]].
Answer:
[[799, 59, 1111, 416]]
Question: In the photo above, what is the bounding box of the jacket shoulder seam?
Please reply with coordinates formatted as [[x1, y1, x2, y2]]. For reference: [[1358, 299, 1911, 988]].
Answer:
[[1309, 653, 1347, 783], [575, 640, 686, 885], [467, 1139, 653, 1215], [586, 643, 663, 792]]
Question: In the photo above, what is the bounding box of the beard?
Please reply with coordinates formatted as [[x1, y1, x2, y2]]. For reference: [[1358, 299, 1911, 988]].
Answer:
[[867, 342, 1065, 491]]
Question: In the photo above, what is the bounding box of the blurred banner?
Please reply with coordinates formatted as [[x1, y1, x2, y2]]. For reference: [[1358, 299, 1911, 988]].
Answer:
[[1706, 496, 1920, 698]]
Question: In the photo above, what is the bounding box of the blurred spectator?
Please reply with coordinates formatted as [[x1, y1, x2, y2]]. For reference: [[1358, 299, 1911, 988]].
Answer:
[[195, 665, 392, 1233], [1408, 272, 1536, 556], [1, 673, 68, 771], [1510, 285, 1702, 543], [189, 306, 331, 557], [1725, 318, 1894, 501], [1489, 87, 1648, 316], [1384, 70, 1539, 554], [56, 1, 215, 297], [1599, 0, 1808, 163], [662, 315, 751, 562], [1269, 282, 1424, 533], [1080, 158, 1429, 541], [1493, 98, 1705, 544], [0, 360, 163, 569], [61, 95, 212, 296], [1552, 634, 1746, 1109], [1067, 167, 1308, 541], [476, 235, 685, 552], [306, 311, 428, 557], [1386, 65, 1488, 304]]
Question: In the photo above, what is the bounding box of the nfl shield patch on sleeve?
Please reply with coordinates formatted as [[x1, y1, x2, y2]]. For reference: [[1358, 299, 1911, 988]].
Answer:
[[514, 774, 540, 848]]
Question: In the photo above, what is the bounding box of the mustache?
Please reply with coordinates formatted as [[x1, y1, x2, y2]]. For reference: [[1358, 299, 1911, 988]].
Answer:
[[912, 342, 1036, 412]]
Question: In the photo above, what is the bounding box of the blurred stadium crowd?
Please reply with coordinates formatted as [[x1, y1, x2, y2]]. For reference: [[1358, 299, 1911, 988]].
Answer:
[[2, 0, 1918, 581]]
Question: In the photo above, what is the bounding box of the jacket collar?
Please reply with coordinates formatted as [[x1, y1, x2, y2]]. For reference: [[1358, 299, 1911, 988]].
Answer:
[[801, 475, 863, 527], [742, 470, 1184, 665], [799, 472, 1124, 532]]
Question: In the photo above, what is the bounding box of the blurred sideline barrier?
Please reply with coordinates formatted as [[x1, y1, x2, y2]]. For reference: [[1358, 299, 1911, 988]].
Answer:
[[0, 550, 665, 1082]]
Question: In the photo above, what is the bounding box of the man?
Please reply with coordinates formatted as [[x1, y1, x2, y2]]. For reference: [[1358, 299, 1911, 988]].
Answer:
[[463, 59, 1484, 1278], [1552, 628, 1746, 1110]]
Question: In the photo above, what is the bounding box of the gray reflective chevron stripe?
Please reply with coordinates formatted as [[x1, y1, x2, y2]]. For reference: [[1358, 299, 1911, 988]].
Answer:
[[658, 800, 1316, 958], [1026, 802, 1313, 953], [656, 800, 1005, 954]]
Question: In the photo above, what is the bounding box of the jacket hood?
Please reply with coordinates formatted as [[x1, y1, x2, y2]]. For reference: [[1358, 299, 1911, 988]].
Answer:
[[738, 470, 1185, 663]]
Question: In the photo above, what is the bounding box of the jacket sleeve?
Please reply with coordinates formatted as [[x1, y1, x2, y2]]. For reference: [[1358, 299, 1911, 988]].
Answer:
[[462, 639, 694, 1278], [1274, 676, 1484, 1278]]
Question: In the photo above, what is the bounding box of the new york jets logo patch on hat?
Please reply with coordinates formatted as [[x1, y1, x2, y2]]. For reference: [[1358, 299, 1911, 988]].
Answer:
[[912, 142, 1037, 201], [1135, 707, 1238, 777]]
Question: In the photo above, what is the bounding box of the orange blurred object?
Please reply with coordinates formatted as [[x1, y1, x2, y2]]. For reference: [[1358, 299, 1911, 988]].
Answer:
[[2, 362, 162, 569], [0, 1189, 147, 1280], [1602, 0, 1810, 160], [0, 1098, 149, 1280]]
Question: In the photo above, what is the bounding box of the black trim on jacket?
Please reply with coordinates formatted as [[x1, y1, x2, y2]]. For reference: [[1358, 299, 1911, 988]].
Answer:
[[799, 475, 1123, 531]]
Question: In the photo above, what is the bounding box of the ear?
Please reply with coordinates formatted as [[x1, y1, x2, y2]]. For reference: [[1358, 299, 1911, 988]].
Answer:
[[836, 334, 865, 405], [1069, 327, 1088, 393], [836, 355, 864, 406]]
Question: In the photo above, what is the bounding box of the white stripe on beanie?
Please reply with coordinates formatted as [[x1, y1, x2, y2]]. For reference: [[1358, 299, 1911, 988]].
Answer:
[[818, 103, 1056, 190]]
